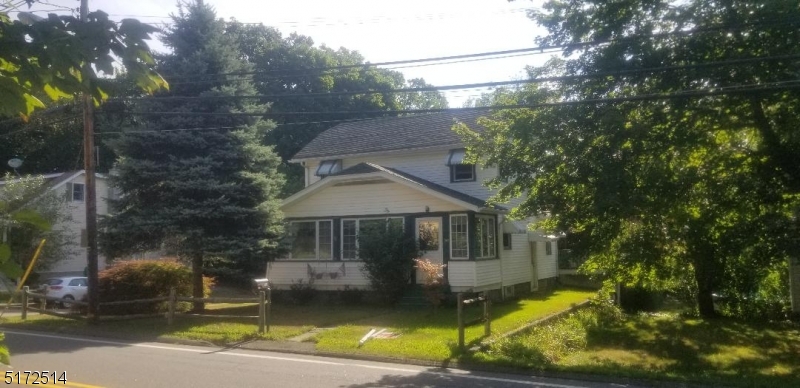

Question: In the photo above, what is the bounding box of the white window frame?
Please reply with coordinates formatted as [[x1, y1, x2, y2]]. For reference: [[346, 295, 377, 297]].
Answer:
[[288, 220, 333, 260], [340, 217, 404, 260], [475, 215, 496, 259], [449, 214, 469, 260], [315, 159, 342, 177]]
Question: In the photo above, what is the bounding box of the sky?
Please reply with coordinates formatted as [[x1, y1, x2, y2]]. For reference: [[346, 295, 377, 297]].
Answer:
[[10, 0, 553, 106]]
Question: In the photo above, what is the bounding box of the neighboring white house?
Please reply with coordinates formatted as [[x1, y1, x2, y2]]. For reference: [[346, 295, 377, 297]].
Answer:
[[1, 170, 110, 277], [267, 112, 559, 297]]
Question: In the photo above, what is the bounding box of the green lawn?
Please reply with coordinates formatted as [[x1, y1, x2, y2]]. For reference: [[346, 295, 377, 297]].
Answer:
[[473, 310, 800, 388], [0, 303, 390, 345], [0, 288, 594, 363], [314, 289, 595, 361]]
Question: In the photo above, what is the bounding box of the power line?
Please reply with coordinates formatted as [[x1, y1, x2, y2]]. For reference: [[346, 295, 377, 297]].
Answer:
[[161, 46, 564, 81], [121, 80, 800, 118], [106, 7, 532, 27], [159, 18, 800, 82], [95, 117, 383, 136], [118, 53, 800, 103], [94, 80, 800, 136]]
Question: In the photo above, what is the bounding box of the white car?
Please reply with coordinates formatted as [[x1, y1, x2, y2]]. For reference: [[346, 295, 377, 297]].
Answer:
[[41, 277, 88, 308]]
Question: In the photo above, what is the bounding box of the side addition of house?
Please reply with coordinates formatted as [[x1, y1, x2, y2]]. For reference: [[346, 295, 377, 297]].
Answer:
[[267, 112, 559, 298]]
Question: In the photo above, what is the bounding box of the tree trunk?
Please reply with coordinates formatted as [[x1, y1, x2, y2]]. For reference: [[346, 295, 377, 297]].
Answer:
[[192, 255, 204, 312], [692, 254, 717, 318]]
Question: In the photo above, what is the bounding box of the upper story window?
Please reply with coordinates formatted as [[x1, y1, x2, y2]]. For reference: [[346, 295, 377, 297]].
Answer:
[[446, 149, 475, 182], [315, 160, 342, 177], [67, 182, 85, 202]]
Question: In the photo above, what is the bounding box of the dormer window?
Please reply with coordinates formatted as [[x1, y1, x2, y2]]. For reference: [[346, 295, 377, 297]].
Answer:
[[315, 159, 342, 177], [446, 149, 475, 182]]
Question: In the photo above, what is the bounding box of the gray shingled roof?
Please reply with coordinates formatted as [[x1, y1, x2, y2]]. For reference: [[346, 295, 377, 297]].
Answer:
[[292, 111, 488, 160], [331, 162, 505, 210]]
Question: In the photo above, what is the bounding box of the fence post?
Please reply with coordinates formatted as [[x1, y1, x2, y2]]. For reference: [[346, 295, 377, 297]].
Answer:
[[21, 286, 28, 320], [258, 290, 266, 334], [457, 292, 464, 350], [167, 287, 176, 326], [483, 292, 491, 337], [39, 289, 45, 314], [265, 287, 271, 332]]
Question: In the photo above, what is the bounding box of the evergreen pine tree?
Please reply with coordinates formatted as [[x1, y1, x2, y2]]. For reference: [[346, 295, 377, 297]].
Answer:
[[102, 0, 284, 311]]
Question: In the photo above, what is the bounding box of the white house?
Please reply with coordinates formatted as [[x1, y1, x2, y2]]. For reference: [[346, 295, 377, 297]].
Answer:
[[1, 170, 110, 277], [267, 112, 559, 298]]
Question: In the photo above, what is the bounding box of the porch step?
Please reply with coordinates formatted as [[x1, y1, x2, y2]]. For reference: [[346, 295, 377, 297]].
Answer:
[[397, 286, 429, 308]]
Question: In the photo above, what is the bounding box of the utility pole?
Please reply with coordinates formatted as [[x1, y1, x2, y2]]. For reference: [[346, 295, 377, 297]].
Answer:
[[81, 0, 99, 322]]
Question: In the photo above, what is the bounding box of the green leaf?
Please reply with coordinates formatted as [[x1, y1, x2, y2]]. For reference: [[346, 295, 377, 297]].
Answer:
[[12, 209, 51, 232], [0, 244, 9, 262], [0, 260, 24, 279]]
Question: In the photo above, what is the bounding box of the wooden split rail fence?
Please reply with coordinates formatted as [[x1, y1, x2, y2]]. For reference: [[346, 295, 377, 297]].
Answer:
[[19, 286, 272, 333]]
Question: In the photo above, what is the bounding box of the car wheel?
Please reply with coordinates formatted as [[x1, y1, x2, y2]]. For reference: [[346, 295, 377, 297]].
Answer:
[[61, 295, 75, 309]]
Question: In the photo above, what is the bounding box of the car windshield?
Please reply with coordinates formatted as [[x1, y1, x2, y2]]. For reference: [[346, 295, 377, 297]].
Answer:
[[45, 279, 63, 285]]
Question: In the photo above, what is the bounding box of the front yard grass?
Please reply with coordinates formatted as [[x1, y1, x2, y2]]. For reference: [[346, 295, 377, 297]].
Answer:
[[0, 303, 390, 345], [472, 310, 800, 388], [313, 288, 595, 361]]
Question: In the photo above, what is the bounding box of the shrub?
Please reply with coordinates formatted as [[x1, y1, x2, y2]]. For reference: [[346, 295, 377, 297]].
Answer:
[[287, 278, 316, 305], [337, 286, 364, 305], [98, 259, 213, 315], [358, 222, 420, 305], [414, 258, 447, 310]]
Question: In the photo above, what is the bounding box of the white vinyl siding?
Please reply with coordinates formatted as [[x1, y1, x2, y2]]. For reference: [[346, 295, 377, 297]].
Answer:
[[446, 259, 502, 291], [46, 173, 109, 276], [533, 239, 558, 279], [475, 259, 502, 287], [266, 261, 370, 291], [283, 180, 467, 217], [450, 214, 468, 259], [336, 150, 498, 200], [500, 233, 532, 286]]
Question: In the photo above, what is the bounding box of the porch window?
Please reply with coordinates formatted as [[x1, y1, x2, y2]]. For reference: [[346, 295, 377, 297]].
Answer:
[[341, 217, 404, 260], [446, 149, 475, 182], [450, 214, 468, 259], [289, 220, 333, 259], [315, 159, 342, 177], [475, 215, 496, 259], [545, 241, 553, 256]]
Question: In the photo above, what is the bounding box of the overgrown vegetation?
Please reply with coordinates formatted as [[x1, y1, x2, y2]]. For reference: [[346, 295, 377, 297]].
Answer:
[[472, 295, 800, 388], [357, 222, 419, 305], [98, 259, 213, 315], [414, 258, 448, 310]]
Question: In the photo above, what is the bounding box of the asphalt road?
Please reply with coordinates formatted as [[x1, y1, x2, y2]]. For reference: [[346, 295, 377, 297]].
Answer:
[[4, 330, 644, 388]]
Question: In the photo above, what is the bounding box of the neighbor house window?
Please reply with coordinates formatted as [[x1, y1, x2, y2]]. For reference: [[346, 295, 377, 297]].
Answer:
[[315, 159, 342, 177], [289, 220, 333, 259], [545, 241, 553, 256], [66, 182, 85, 202], [475, 215, 496, 259], [450, 214, 468, 259], [341, 217, 404, 260], [446, 149, 476, 182]]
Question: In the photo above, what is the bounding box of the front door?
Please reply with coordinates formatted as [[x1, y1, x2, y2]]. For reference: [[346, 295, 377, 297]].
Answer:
[[415, 217, 443, 284]]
